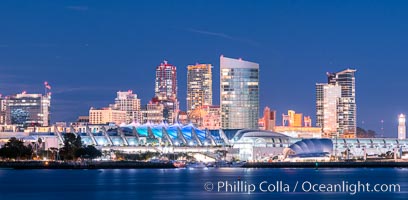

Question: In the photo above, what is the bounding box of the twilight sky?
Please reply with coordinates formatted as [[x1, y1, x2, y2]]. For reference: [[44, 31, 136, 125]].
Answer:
[[0, 0, 407, 137]]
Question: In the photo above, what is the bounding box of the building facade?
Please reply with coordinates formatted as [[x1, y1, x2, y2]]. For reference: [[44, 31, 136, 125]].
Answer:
[[186, 64, 213, 114], [89, 107, 126, 125], [4, 93, 51, 127], [316, 83, 342, 137], [112, 90, 142, 123], [141, 102, 164, 124], [220, 56, 259, 129]]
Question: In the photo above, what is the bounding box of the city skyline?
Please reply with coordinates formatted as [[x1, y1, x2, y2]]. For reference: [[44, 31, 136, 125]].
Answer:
[[1, 1, 408, 137]]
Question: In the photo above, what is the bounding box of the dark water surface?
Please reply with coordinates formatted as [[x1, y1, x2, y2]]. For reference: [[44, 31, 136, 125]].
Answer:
[[0, 168, 407, 200]]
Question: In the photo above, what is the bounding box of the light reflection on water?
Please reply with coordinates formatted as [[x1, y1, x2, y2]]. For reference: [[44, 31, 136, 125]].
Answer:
[[0, 168, 406, 200]]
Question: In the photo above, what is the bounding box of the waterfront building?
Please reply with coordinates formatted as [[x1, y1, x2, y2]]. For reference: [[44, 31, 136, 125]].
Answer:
[[186, 64, 213, 114], [399, 114, 406, 140], [220, 56, 259, 129], [89, 107, 126, 125], [111, 90, 142, 123], [3, 92, 51, 127]]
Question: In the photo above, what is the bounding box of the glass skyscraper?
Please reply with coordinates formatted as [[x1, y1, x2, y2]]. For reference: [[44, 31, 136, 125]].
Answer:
[[220, 56, 259, 129]]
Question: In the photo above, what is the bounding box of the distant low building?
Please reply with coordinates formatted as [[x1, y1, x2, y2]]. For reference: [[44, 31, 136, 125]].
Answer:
[[189, 105, 220, 130], [111, 90, 142, 123], [89, 107, 126, 125], [260, 107, 322, 138], [259, 107, 276, 131], [76, 116, 89, 123], [141, 101, 164, 124]]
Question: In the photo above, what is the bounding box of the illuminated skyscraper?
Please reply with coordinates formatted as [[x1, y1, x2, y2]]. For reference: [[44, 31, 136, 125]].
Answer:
[[155, 60, 177, 101], [220, 56, 259, 129], [316, 68, 357, 138], [154, 60, 179, 123], [186, 64, 213, 114], [398, 114, 406, 140], [316, 83, 342, 137]]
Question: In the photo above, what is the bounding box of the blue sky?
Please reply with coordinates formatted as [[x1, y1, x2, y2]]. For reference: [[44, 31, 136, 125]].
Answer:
[[0, 0, 408, 137]]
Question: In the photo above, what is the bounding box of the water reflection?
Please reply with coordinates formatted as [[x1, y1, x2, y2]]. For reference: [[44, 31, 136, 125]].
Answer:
[[0, 168, 406, 200]]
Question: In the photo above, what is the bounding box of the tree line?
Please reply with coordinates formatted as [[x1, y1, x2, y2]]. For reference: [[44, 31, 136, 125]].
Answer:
[[0, 133, 101, 160]]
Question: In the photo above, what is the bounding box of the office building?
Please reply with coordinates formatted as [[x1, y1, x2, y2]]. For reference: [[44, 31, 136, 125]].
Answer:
[[4, 92, 51, 127]]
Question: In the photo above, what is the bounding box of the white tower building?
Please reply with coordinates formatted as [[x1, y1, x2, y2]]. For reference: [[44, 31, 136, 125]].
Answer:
[[398, 114, 406, 140]]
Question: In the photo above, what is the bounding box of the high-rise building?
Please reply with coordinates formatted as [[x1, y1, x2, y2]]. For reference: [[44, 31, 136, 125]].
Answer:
[[4, 93, 51, 126], [327, 69, 357, 137], [89, 107, 126, 125], [316, 68, 357, 138], [220, 56, 259, 129], [316, 84, 342, 137], [112, 90, 142, 123], [155, 60, 177, 101], [154, 60, 179, 123], [186, 64, 213, 114], [398, 114, 406, 140]]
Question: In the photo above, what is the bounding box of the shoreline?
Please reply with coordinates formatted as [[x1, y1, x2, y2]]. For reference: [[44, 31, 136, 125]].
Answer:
[[1, 160, 408, 169], [243, 161, 408, 168], [0, 161, 175, 169]]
